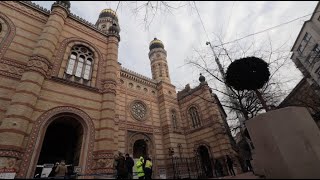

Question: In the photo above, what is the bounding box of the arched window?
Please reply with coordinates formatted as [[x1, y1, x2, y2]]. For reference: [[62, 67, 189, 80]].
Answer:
[[65, 45, 94, 83], [188, 107, 201, 128], [171, 110, 178, 129]]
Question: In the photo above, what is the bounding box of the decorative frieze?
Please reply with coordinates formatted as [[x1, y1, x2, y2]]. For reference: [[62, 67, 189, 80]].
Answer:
[[101, 79, 117, 94], [25, 55, 52, 77], [4, 2, 48, 23]]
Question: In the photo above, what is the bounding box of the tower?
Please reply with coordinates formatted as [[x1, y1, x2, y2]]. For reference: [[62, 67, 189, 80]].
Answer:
[[149, 38, 171, 83], [96, 8, 120, 33]]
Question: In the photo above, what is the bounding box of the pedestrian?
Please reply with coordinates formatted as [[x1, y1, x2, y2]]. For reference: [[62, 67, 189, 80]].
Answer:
[[114, 154, 119, 178], [226, 155, 236, 176], [135, 156, 145, 179], [214, 159, 222, 177], [116, 152, 128, 179], [246, 159, 254, 173], [49, 162, 59, 177], [125, 154, 134, 179], [55, 160, 68, 179], [144, 157, 153, 179]]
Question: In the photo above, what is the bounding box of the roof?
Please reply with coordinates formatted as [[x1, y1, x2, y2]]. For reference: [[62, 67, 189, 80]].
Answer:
[[278, 77, 305, 107]]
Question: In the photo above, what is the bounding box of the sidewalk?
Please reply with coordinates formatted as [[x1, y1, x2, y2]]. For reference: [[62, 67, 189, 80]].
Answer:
[[210, 172, 261, 179]]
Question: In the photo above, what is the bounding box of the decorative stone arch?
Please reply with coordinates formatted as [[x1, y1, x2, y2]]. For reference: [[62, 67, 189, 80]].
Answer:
[[0, 12, 16, 60], [193, 141, 213, 158], [186, 104, 203, 128], [19, 106, 95, 178], [52, 37, 104, 89], [128, 132, 154, 158]]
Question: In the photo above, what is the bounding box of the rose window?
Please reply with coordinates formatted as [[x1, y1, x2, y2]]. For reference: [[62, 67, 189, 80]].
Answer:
[[131, 101, 147, 121]]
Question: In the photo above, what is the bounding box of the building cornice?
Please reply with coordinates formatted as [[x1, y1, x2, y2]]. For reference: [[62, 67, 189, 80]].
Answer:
[[19, 1, 120, 40], [20, 1, 51, 15], [121, 67, 158, 88]]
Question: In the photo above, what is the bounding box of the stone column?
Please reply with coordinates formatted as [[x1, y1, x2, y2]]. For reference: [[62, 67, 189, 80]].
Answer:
[[0, 1, 69, 176], [94, 26, 120, 173]]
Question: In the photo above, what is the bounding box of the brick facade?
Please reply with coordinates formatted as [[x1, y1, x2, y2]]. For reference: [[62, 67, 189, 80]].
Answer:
[[0, 1, 238, 178]]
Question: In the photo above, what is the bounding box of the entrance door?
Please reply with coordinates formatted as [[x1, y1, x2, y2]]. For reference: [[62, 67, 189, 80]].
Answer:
[[132, 139, 148, 179], [133, 139, 148, 159], [34, 116, 83, 177], [198, 145, 213, 178]]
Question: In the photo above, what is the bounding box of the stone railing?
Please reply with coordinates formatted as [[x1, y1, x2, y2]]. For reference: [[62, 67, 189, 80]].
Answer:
[[20, 1, 119, 39], [20, 1, 51, 14], [121, 67, 158, 88]]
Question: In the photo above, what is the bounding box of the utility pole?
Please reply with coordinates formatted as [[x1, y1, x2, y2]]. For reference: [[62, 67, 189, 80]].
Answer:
[[206, 41, 246, 129]]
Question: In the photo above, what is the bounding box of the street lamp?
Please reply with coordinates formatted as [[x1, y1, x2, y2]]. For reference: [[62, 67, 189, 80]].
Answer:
[[168, 147, 176, 179], [206, 41, 226, 80], [206, 41, 246, 129]]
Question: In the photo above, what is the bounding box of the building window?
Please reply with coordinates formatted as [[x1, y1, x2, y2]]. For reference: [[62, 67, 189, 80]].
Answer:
[[171, 110, 178, 129], [159, 63, 162, 77], [65, 45, 94, 83], [303, 32, 312, 42], [311, 44, 320, 63], [298, 32, 312, 54], [131, 101, 147, 121], [298, 45, 303, 54], [188, 106, 201, 128], [316, 67, 320, 76]]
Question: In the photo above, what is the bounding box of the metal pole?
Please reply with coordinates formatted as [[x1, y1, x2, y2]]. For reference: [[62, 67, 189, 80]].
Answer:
[[206, 41, 246, 129], [186, 158, 191, 179], [172, 156, 176, 179]]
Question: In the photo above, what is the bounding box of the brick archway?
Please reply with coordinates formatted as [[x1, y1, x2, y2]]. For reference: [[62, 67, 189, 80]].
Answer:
[[128, 133, 154, 159], [19, 106, 95, 178], [0, 12, 16, 60]]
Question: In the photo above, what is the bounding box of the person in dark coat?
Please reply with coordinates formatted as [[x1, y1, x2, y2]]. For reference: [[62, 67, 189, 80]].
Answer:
[[226, 155, 236, 176], [214, 159, 223, 177], [144, 157, 153, 179], [116, 152, 128, 179], [48, 162, 59, 177], [125, 154, 134, 179]]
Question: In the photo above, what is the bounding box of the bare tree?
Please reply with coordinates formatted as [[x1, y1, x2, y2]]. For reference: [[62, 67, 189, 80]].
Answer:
[[185, 34, 294, 133], [115, 1, 194, 30]]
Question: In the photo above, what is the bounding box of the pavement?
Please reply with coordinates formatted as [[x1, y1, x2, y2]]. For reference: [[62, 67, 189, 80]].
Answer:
[[210, 172, 261, 179]]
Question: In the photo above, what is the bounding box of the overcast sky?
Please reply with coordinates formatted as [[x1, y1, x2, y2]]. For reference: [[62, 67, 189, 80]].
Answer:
[[33, 1, 317, 97]]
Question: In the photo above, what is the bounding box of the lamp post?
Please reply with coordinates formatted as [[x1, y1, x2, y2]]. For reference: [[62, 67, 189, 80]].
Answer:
[[169, 147, 176, 179], [194, 149, 201, 178], [206, 41, 246, 129]]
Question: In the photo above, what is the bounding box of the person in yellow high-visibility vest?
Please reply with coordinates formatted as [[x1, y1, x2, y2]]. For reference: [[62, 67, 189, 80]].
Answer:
[[144, 157, 153, 179], [135, 156, 145, 179]]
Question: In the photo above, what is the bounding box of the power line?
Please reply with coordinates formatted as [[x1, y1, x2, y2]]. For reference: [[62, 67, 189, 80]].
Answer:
[[212, 11, 317, 48], [193, 1, 211, 42], [116, 1, 120, 12]]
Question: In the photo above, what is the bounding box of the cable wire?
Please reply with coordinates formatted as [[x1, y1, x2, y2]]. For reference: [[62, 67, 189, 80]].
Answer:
[[212, 11, 317, 47]]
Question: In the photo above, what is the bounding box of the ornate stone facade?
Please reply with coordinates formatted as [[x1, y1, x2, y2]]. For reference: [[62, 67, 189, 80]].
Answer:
[[0, 1, 238, 179]]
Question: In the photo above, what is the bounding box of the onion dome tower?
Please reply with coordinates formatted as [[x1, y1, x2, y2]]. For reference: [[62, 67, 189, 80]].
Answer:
[[96, 8, 120, 34], [149, 38, 171, 83]]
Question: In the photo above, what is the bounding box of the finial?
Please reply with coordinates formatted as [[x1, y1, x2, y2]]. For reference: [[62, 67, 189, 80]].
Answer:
[[199, 73, 206, 83]]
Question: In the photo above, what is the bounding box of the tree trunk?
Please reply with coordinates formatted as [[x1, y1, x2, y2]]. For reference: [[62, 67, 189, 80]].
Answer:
[[254, 89, 269, 112]]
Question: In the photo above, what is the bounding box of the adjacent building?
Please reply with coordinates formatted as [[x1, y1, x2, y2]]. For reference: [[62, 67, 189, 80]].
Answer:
[[291, 1, 320, 96], [0, 1, 238, 178]]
